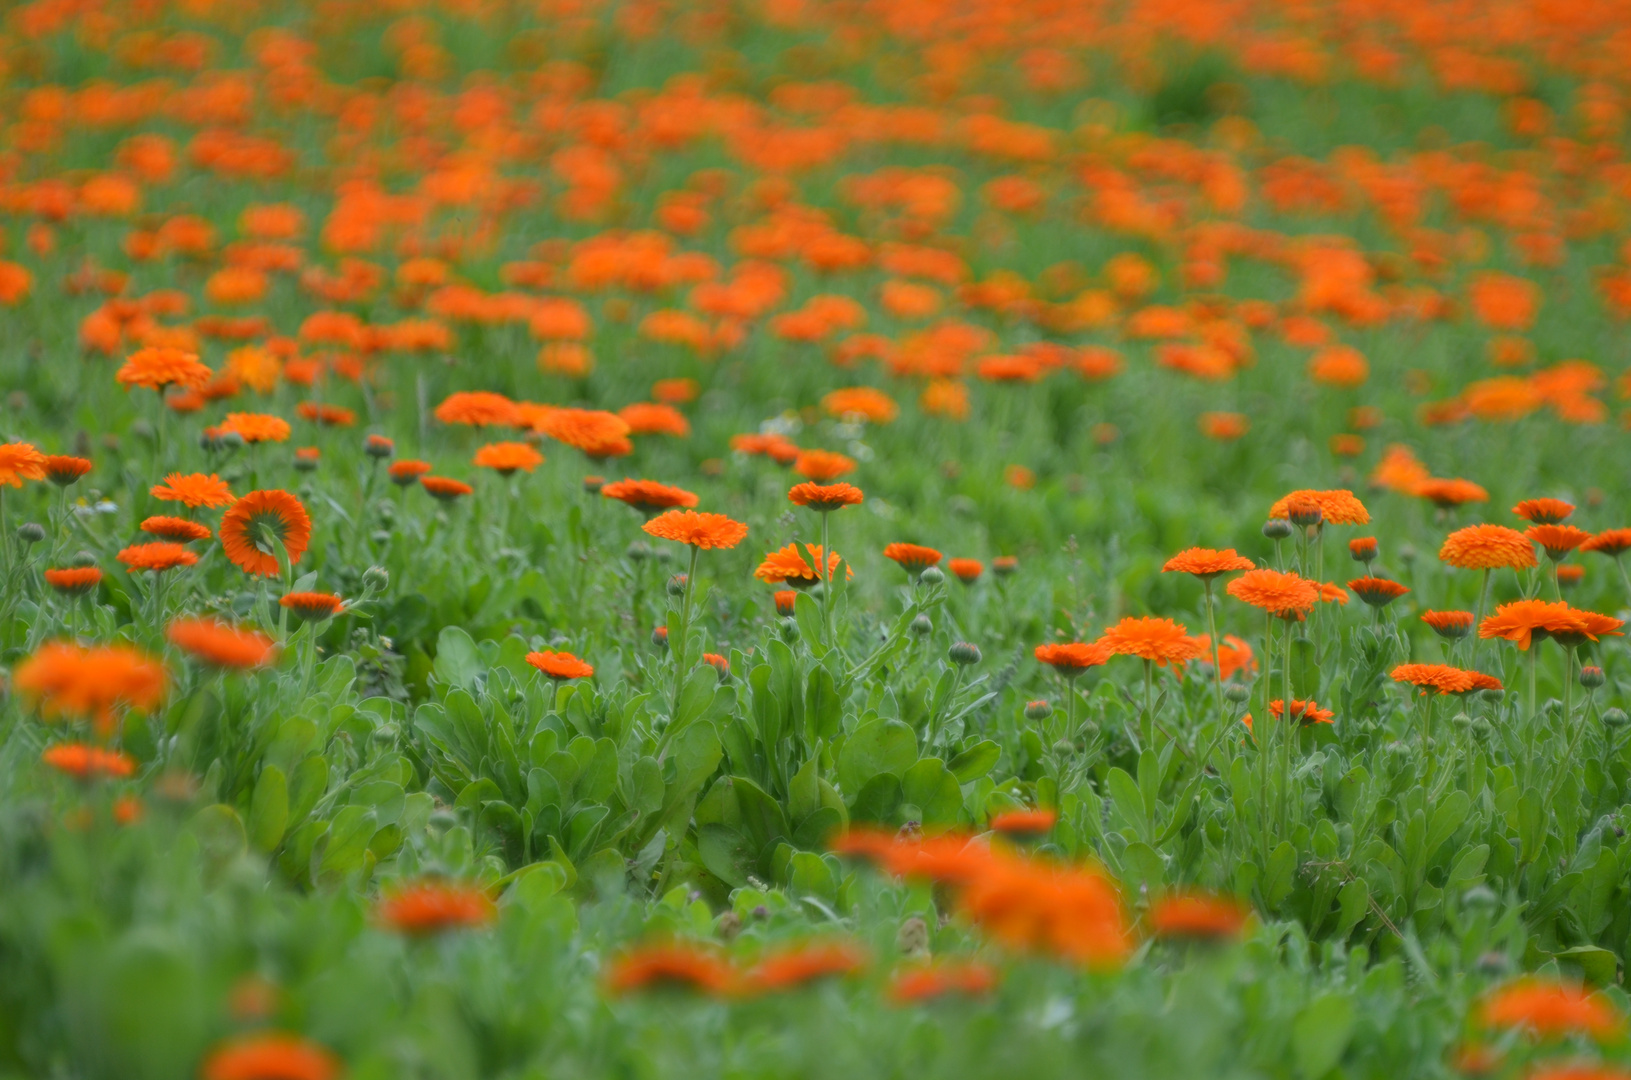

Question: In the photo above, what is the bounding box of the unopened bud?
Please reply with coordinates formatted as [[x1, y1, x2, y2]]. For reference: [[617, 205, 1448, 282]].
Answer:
[[625, 541, 652, 562], [910, 614, 933, 637], [70, 549, 97, 568], [1025, 700, 1053, 720], [1580, 665, 1606, 689], [779, 617, 800, 642], [1604, 707, 1628, 728], [362, 566, 389, 592], [1262, 518, 1292, 540], [16, 522, 44, 544], [667, 574, 688, 596], [948, 641, 981, 666], [651, 626, 669, 649], [918, 566, 945, 587], [1223, 683, 1252, 704]]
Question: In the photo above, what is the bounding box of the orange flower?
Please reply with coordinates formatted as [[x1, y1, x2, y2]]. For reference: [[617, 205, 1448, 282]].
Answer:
[[1421, 610, 1475, 639], [435, 391, 519, 427], [602, 479, 698, 513], [731, 432, 800, 463], [788, 481, 864, 512], [1147, 893, 1250, 940], [1479, 599, 1623, 650], [947, 558, 983, 582], [526, 650, 594, 679], [420, 476, 473, 500], [883, 543, 942, 571], [1582, 529, 1631, 557], [1034, 642, 1112, 672], [473, 441, 544, 475], [388, 460, 432, 486], [1199, 412, 1249, 440], [1307, 344, 1369, 387], [989, 808, 1057, 839], [794, 449, 857, 481], [1267, 489, 1370, 525], [167, 617, 278, 668], [643, 510, 749, 550], [1391, 663, 1487, 694], [1369, 444, 1430, 493], [1514, 498, 1574, 524], [535, 407, 633, 457], [1347, 577, 1408, 607], [117, 542, 198, 572], [1478, 977, 1623, 1040], [1161, 547, 1254, 580], [1227, 569, 1320, 616], [1098, 616, 1204, 665], [296, 402, 355, 427], [279, 592, 345, 619], [42, 455, 91, 485], [754, 543, 850, 585], [885, 961, 998, 1004], [1349, 537, 1377, 561], [620, 402, 691, 437], [44, 566, 101, 595], [151, 472, 234, 508], [141, 515, 211, 541], [822, 387, 899, 423], [1193, 634, 1256, 681], [1439, 525, 1537, 570], [200, 1033, 341, 1080], [1244, 699, 1334, 729], [1527, 524, 1592, 559], [116, 346, 211, 391], [43, 742, 136, 780], [603, 943, 738, 997], [774, 590, 798, 616], [14, 641, 166, 732], [377, 880, 496, 935], [0, 443, 46, 487], [219, 490, 312, 577], [1415, 477, 1487, 508], [741, 941, 869, 993], [220, 412, 291, 444]]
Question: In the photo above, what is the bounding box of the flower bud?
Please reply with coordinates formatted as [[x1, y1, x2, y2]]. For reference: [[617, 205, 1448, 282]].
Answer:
[[1286, 502, 1322, 528], [293, 454, 318, 473], [1024, 699, 1053, 720], [909, 614, 933, 637], [364, 434, 394, 458], [1223, 683, 1252, 704], [625, 541, 652, 562], [1580, 665, 1606, 689], [70, 549, 97, 568], [918, 565, 945, 586], [1349, 537, 1378, 563], [651, 626, 669, 649], [1262, 518, 1292, 540], [582, 475, 605, 494], [1604, 707, 1628, 728], [991, 556, 1017, 577], [362, 566, 389, 592], [16, 522, 44, 544], [218, 430, 245, 451], [948, 641, 981, 666], [779, 617, 800, 642], [130, 419, 155, 443], [667, 574, 688, 596]]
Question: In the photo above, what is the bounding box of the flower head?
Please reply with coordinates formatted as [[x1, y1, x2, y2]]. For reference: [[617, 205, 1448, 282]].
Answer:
[[741, 941, 869, 993], [794, 449, 857, 482], [388, 460, 432, 485], [1148, 893, 1250, 940], [1227, 569, 1320, 616], [44, 567, 102, 595], [1514, 498, 1574, 524], [602, 479, 698, 513], [526, 650, 594, 679], [43, 455, 92, 486], [1479, 977, 1623, 1040], [219, 490, 312, 577], [116, 346, 211, 391], [788, 482, 864, 512], [1480, 599, 1623, 650], [1416, 477, 1488, 508], [754, 543, 849, 585], [1391, 663, 1492, 694], [1267, 489, 1369, 525], [885, 961, 998, 1004], [473, 441, 544, 475], [1527, 524, 1592, 560], [643, 510, 749, 550], [167, 618, 278, 668], [1034, 642, 1112, 673], [435, 391, 519, 427], [200, 1033, 341, 1080], [1583, 529, 1631, 557], [1347, 576, 1409, 607], [220, 412, 291, 444], [989, 808, 1057, 839], [1162, 547, 1255, 580], [420, 476, 473, 500], [377, 880, 496, 935], [43, 742, 137, 780], [151, 472, 234, 508], [1421, 610, 1475, 639], [947, 558, 983, 583], [534, 407, 632, 458], [141, 515, 211, 542], [14, 641, 166, 733], [1098, 617, 1204, 665], [1439, 524, 1537, 570], [883, 543, 942, 571], [0, 443, 46, 488], [279, 592, 345, 619], [604, 943, 738, 997], [117, 542, 198, 572]]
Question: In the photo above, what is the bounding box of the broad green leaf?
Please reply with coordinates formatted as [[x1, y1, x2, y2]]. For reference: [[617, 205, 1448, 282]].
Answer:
[[317, 805, 376, 880], [901, 757, 963, 825], [247, 765, 288, 854], [788, 851, 837, 901], [837, 718, 917, 795], [1292, 993, 1356, 1079], [1263, 841, 1298, 906], [631, 756, 664, 816], [698, 824, 755, 888], [947, 740, 1001, 783], [433, 625, 482, 690], [1106, 767, 1149, 842]]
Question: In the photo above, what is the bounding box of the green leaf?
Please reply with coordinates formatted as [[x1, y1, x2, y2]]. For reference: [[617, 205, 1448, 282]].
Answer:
[[1292, 993, 1356, 1079], [901, 757, 964, 825], [286, 755, 329, 826], [947, 740, 1001, 783], [1336, 878, 1369, 936], [433, 625, 482, 690], [697, 824, 755, 888], [837, 718, 917, 795], [1263, 841, 1298, 906], [733, 775, 791, 852], [805, 664, 843, 741], [788, 851, 837, 901], [848, 773, 903, 823], [247, 766, 289, 854], [1106, 767, 1149, 842], [674, 666, 717, 729], [793, 806, 843, 850], [187, 804, 246, 867], [316, 805, 376, 880], [1289, 636, 1319, 700], [1557, 945, 1618, 986], [1424, 788, 1471, 858], [631, 756, 664, 816]]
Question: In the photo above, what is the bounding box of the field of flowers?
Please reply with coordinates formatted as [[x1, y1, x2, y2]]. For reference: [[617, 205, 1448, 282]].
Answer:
[[9, 0, 1631, 1076]]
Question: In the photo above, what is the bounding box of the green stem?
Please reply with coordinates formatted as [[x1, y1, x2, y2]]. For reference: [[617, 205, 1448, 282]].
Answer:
[[820, 509, 833, 647], [1142, 659, 1155, 751], [670, 544, 701, 719], [1203, 580, 1224, 722]]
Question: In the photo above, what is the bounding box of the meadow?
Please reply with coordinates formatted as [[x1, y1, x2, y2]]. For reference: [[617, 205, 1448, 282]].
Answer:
[[2, 0, 1631, 1077]]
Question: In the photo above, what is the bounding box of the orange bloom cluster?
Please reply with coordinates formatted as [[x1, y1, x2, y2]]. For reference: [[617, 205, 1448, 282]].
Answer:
[[14, 641, 167, 733], [1479, 600, 1624, 650]]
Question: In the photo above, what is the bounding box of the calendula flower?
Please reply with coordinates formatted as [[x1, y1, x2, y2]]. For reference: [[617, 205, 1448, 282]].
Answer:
[[602, 479, 698, 513], [279, 592, 344, 619], [377, 880, 496, 935], [788, 481, 864, 512], [151, 472, 234, 508], [526, 650, 594, 679], [296, 402, 354, 427], [885, 961, 998, 1004], [1391, 663, 1486, 694], [1416, 477, 1488, 508], [1479, 599, 1623, 650], [989, 808, 1057, 839], [1440, 524, 1537, 570], [0, 443, 46, 487], [1582, 528, 1631, 557], [1527, 524, 1592, 560], [1193, 635, 1256, 680], [419, 476, 473, 501], [1421, 610, 1475, 638], [822, 386, 899, 423], [140, 515, 211, 541], [947, 557, 983, 582], [1347, 577, 1409, 607], [220, 412, 291, 444], [1514, 498, 1574, 524], [199, 1033, 341, 1080], [754, 543, 850, 586], [794, 449, 857, 481], [42, 742, 137, 780], [14, 641, 166, 733], [603, 943, 738, 997], [473, 441, 544, 475], [1147, 893, 1250, 940], [44, 566, 101, 595], [1267, 489, 1370, 525], [42, 455, 91, 485], [167, 617, 278, 668], [116, 346, 211, 391], [219, 490, 312, 577], [1243, 699, 1334, 729], [117, 542, 197, 572], [740, 941, 869, 993], [388, 460, 432, 485], [535, 407, 632, 457], [1478, 977, 1623, 1040], [1098, 617, 1204, 665], [1161, 547, 1254, 579], [435, 391, 519, 427], [1227, 569, 1319, 616], [883, 543, 942, 571], [1034, 642, 1112, 673], [620, 402, 691, 437], [643, 510, 749, 550]]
